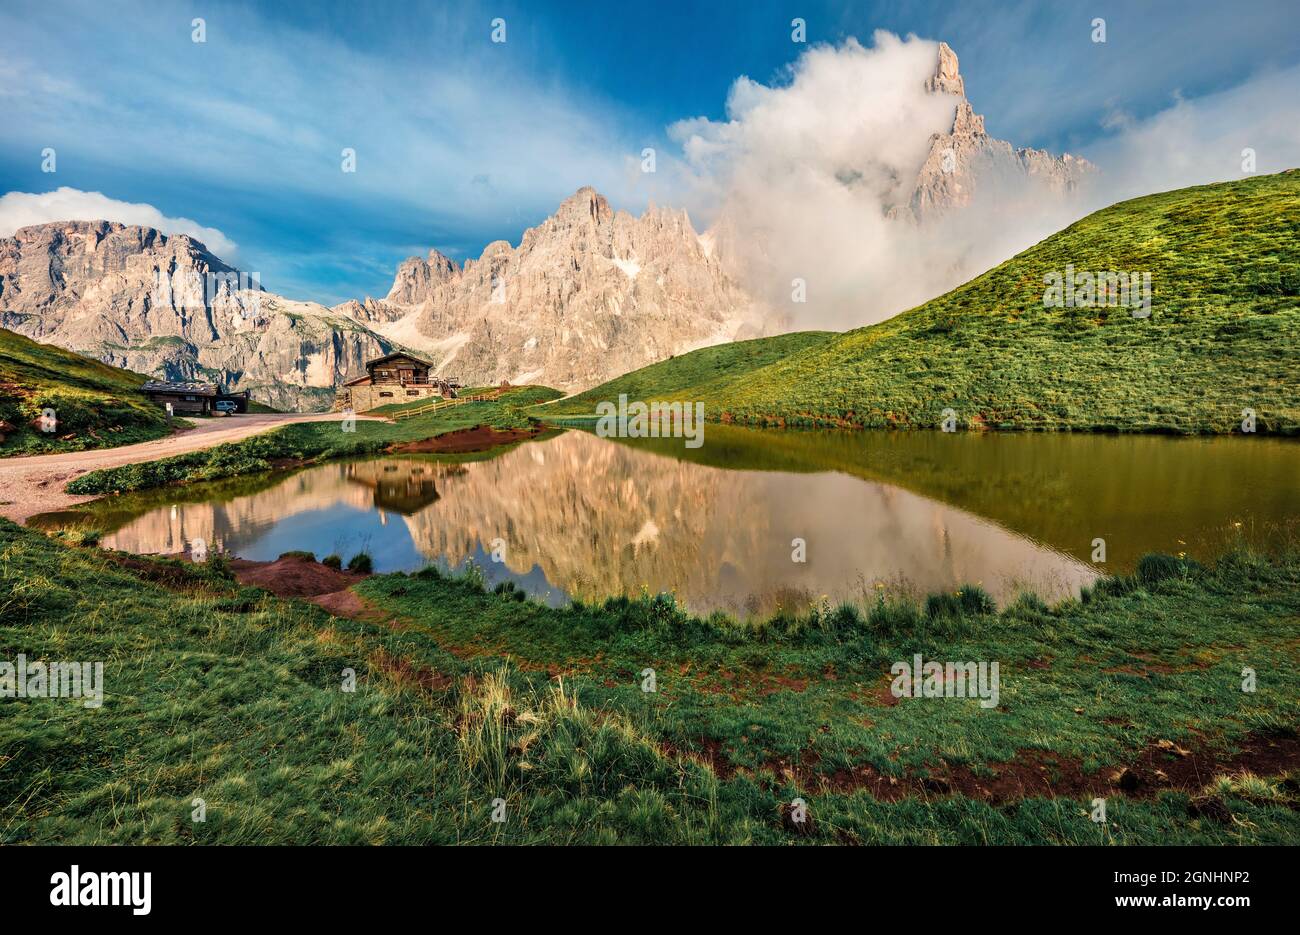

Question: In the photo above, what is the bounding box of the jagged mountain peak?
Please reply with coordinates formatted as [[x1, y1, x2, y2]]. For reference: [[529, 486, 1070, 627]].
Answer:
[[385, 246, 462, 305], [925, 40, 965, 97], [901, 40, 1095, 220], [548, 186, 613, 227], [7, 218, 239, 278], [0, 40, 1098, 410]]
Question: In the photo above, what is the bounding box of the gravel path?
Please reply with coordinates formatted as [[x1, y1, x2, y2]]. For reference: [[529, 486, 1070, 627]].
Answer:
[[0, 413, 387, 524]]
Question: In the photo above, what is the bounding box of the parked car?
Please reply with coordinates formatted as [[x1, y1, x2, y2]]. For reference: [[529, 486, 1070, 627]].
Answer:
[[214, 400, 240, 414]]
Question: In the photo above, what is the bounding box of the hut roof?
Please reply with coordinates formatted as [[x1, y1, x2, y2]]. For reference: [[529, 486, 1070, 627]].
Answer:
[[364, 351, 435, 368], [141, 381, 217, 396]]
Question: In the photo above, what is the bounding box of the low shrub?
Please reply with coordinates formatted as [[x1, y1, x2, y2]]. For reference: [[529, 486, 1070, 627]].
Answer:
[[868, 598, 923, 637], [26, 389, 108, 434], [346, 552, 374, 574], [925, 584, 996, 619], [0, 394, 23, 424], [460, 560, 486, 590], [1005, 590, 1052, 621], [199, 553, 235, 583], [1081, 574, 1140, 603]]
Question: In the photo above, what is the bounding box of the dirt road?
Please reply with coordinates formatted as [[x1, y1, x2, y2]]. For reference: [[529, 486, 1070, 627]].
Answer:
[[0, 412, 388, 524]]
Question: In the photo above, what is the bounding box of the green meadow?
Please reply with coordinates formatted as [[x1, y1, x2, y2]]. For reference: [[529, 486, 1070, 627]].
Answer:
[[1, 519, 1297, 844]]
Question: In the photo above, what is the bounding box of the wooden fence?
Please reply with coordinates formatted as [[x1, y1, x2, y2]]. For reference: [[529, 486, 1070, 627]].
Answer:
[[390, 390, 503, 422]]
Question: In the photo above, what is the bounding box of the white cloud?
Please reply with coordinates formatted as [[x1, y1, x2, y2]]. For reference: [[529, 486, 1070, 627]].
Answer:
[[1082, 62, 1300, 200], [667, 32, 1300, 332], [669, 32, 1072, 330], [0, 1, 639, 253], [0, 187, 239, 258]]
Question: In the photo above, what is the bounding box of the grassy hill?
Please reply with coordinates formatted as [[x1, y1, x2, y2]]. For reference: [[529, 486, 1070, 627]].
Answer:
[[0, 328, 174, 456], [538, 331, 834, 417], [543, 172, 1300, 435]]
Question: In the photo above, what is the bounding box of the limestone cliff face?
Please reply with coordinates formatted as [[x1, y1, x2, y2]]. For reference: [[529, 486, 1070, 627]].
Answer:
[[902, 42, 1095, 220], [0, 221, 393, 410], [343, 188, 765, 391]]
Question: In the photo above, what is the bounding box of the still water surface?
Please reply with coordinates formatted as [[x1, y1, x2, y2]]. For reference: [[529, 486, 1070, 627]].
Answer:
[[29, 426, 1300, 615]]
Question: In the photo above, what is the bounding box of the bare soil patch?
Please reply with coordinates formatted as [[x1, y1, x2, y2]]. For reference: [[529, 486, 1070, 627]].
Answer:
[[781, 732, 1300, 803], [308, 588, 389, 622], [229, 554, 367, 599]]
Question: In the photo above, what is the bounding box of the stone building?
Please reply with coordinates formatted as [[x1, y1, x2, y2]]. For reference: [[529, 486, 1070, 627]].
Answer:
[[337, 352, 460, 411]]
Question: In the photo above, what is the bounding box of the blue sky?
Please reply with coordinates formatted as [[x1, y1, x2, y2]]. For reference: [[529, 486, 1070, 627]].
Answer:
[[1, 0, 1297, 305]]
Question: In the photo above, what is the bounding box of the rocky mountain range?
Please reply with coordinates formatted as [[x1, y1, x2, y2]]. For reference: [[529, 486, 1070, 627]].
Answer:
[[0, 220, 391, 410], [0, 192, 763, 409], [0, 42, 1093, 411]]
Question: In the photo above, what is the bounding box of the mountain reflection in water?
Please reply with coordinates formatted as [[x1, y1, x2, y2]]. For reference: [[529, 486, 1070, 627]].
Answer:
[[33, 425, 1300, 617]]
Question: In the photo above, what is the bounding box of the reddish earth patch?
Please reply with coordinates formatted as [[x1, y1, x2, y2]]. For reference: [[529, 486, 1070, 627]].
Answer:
[[230, 554, 367, 599], [111, 550, 390, 623], [871, 679, 901, 707], [771, 732, 1300, 804], [667, 730, 1299, 806], [1101, 658, 1198, 677], [847, 675, 902, 707], [308, 588, 389, 622], [759, 677, 808, 696], [389, 424, 539, 454]]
